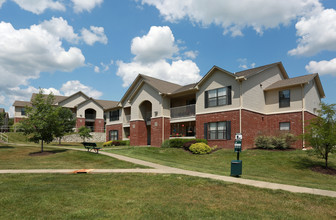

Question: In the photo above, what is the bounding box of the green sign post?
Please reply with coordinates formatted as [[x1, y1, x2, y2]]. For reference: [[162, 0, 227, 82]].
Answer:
[[231, 134, 242, 177]]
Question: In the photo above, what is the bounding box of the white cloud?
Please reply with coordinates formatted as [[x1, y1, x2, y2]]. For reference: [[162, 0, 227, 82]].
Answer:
[[305, 58, 336, 76], [289, 8, 336, 56], [184, 50, 198, 59], [0, 21, 85, 90], [131, 26, 178, 63], [0, 95, 5, 105], [117, 26, 201, 87], [94, 66, 100, 73], [237, 58, 256, 70], [0, 0, 6, 7], [72, 0, 103, 13], [139, 0, 322, 36], [40, 17, 79, 43], [81, 26, 108, 45], [60, 80, 103, 98], [12, 0, 65, 14]]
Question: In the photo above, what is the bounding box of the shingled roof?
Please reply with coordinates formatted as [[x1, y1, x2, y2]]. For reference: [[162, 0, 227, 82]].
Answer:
[[140, 74, 183, 94], [12, 101, 32, 107], [265, 73, 325, 98], [235, 62, 287, 78]]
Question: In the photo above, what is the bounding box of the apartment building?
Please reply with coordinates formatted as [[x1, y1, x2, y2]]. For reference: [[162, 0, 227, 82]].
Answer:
[[105, 62, 325, 149]]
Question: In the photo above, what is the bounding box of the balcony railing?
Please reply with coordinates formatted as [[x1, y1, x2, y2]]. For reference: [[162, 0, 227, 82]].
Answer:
[[125, 115, 131, 123], [170, 104, 195, 119], [145, 112, 152, 122], [85, 114, 96, 120]]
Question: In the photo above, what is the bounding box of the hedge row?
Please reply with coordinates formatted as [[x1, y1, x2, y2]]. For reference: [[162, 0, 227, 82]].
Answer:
[[161, 138, 207, 148], [254, 133, 296, 150], [103, 140, 130, 147]]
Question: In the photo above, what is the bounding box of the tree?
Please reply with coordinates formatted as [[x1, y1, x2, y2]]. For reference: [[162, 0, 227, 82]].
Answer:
[[303, 102, 336, 168], [20, 90, 58, 152], [0, 111, 5, 127], [54, 107, 76, 145], [78, 126, 92, 142]]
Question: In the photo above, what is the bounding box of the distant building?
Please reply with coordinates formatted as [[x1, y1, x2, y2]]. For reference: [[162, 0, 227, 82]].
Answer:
[[12, 92, 118, 133], [0, 108, 9, 132]]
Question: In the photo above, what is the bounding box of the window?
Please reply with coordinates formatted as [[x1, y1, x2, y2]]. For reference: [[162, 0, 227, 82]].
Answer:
[[109, 109, 119, 121], [21, 108, 26, 116], [205, 86, 231, 108], [109, 130, 118, 140], [280, 122, 290, 131], [206, 121, 231, 140], [279, 90, 290, 108]]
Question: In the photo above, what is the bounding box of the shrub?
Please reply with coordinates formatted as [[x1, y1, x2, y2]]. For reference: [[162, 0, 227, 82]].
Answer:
[[189, 143, 212, 154], [102, 140, 130, 147], [161, 138, 207, 148], [255, 133, 297, 150]]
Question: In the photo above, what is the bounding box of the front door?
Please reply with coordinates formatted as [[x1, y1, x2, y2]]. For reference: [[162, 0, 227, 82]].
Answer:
[[147, 125, 151, 145]]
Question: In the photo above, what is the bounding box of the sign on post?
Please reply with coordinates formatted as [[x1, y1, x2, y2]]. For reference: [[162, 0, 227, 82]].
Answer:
[[234, 140, 242, 152]]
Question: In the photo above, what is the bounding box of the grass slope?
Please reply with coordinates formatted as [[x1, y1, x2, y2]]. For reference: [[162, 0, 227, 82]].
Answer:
[[107, 147, 336, 191], [0, 143, 146, 169], [0, 173, 335, 219]]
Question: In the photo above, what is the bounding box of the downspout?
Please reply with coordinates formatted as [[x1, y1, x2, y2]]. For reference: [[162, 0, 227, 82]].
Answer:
[[239, 80, 243, 133], [301, 84, 305, 149], [162, 98, 165, 145]]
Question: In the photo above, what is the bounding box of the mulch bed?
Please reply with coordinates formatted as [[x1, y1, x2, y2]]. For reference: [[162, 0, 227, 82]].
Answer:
[[248, 147, 296, 151], [311, 166, 336, 176]]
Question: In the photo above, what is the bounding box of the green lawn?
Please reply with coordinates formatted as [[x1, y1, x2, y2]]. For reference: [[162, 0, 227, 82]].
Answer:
[[0, 173, 335, 219], [0, 143, 146, 169], [106, 147, 336, 191]]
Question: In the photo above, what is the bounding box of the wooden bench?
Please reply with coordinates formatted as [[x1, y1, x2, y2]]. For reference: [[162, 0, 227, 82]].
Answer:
[[82, 142, 101, 154]]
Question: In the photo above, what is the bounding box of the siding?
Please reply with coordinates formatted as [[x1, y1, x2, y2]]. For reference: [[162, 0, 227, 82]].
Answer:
[[59, 93, 87, 108], [304, 80, 320, 114], [265, 86, 303, 113], [196, 70, 240, 114], [77, 101, 104, 119], [242, 65, 284, 112]]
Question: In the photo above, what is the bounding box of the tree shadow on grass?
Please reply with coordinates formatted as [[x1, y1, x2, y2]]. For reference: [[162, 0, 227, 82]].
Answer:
[[29, 149, 68, 156], [0, 145, 15, 149], [293, 156, 336, 175]]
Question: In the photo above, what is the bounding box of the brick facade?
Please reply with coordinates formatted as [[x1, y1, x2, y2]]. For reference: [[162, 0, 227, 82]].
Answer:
[[76, 118, 85, 131], [196, 110, 239, 149], [94, 119, 105, 133], [105, 123, 123, 141], [151, 117, 170, 147], [14, 118, 26, 123], [130, 120, 148, 146]]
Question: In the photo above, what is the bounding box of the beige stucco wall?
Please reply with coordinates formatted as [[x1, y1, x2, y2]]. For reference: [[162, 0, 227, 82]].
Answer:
[[304, 80, 321, 114], [105, 108, 122, 125], [196, 70, 240, 115], [77, 101, 104, 119], [130, 83, 163, 120], [59, 93, 87, 108], [242, 66, 284, 113], [265, 86, 303, 113]]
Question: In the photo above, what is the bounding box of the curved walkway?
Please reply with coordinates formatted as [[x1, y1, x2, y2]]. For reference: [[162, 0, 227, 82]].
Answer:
[[2, 146, 336, 198]]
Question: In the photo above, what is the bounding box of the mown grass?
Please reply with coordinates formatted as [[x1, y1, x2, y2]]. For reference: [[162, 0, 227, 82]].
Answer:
[[0, 173, 335, 219], [107, 147, 336, 191], [0, 143, 146, 169]]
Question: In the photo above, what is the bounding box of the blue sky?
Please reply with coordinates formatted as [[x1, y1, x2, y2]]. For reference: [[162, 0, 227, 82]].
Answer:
[[1, 0, 336, 116]]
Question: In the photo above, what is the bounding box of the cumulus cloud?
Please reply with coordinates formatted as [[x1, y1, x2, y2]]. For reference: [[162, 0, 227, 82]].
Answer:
[[184, 50, 198, 59], [60, 80, 103, 98], [72, 0, 103, 13], [40, 17, 79, 43], [81, 26, 108, 45], [289, 8, 336, 56], [305, 58, 336, 76], [0, 0, 6, 7], [117, 26, 201, 87], [139, 0, 322, 36], [12, 0, 65, 14], [131, 26, 178, 63], [237, 58, 256, 70]]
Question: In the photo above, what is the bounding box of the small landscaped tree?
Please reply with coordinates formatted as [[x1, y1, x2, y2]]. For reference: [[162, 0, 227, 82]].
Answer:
[[303, 102, 336, 168], [78, 126, 92, 142], [20, 90, 58, 152], [54, 107, 76, 145]]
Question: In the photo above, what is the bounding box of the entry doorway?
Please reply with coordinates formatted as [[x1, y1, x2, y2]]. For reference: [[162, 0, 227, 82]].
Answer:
[[147, 125, 151, 145]]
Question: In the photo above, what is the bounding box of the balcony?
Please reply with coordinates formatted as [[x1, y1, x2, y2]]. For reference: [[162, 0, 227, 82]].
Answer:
[[123, 115, 131, 127], [170, 104, 195, 120], [85, 113, 96, 121]]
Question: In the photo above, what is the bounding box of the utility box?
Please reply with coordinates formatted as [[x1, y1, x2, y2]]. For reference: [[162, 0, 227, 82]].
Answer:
[[231, 160, 242, 176]]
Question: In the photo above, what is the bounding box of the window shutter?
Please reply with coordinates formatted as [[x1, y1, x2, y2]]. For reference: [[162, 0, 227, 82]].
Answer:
[[117, 109, 120, 120], [109, 111, 112, 122], [116, 130, 119, 140], [226, 121, 231, 140], [227, 86, 232, 105], [204, 123, 208, 140], [204, 91, 208, 108]]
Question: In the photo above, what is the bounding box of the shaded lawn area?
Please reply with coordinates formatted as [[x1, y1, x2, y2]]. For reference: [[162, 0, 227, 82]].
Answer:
[[107, 147, 336, 191], [0, 143, 146, 169], [0, 173, 335, 220]]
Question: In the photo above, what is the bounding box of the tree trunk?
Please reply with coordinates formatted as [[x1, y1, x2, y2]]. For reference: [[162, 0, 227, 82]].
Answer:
[[325, 151, 328, 168], [41, 140, 44, 152], [59, 137, 61, 145]]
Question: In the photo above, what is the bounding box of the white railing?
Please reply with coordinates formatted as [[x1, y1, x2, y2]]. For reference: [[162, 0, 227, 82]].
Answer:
[[125, 115, 131, 123], [170, 104, 195, 118], [0, 132, 8, 143]]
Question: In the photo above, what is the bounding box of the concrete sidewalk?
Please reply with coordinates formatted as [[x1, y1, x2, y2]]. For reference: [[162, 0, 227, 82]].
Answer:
[[2, 145, 336, 198]]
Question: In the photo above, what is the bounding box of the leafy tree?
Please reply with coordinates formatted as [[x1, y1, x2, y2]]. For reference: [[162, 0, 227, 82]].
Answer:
[[54, 107, 76, 145], [0, 111, 5, 127], [20, 90, 58, 152], [78, 126, 92, 142], [303, 102, 336, 168]]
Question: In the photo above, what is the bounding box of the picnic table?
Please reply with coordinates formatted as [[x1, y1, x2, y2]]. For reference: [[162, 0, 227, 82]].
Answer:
[[82, 142, 101, 154]]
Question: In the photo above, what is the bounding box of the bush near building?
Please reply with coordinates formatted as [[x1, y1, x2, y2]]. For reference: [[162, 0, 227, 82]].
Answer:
[[255, 133, 296, 150]]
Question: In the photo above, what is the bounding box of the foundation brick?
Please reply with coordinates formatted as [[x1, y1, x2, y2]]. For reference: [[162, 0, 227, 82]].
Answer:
[[106, 123, 123, 141]]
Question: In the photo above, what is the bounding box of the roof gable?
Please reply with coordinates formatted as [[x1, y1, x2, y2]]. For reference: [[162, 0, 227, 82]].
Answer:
[[235, 62, 289, 79]]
